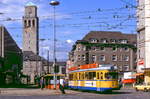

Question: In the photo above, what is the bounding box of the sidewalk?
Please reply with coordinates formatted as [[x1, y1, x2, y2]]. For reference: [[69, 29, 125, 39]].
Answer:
[[0, 88, 66, 96]]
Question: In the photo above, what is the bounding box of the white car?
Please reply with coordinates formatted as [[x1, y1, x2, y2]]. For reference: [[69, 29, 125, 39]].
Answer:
[[134, 83, 150, 92]]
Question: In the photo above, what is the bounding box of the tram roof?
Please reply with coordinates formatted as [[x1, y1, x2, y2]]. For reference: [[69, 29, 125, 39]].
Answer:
[[44, 74, 65, 77], [69, 65, 117, 73]]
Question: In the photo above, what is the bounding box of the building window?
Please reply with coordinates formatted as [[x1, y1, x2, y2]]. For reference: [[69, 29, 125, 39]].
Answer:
[[82, 55, 86, 61], [112, 47, 117, 51], [124, 55, 129, 61], [112, 55, 117, 61], [101, 39, 107, 43], [100, 47, 105, 51], [124, 47, 129, 52], [120, 39, 128, 44], [78, 55, 81, 61], [92, 55, 96, 62], [92, 47, 96, 51], [118, 66, 122, 71], [28, 20, 31, 27], [110, 39, 116, 43], [90, 38, 98, 43], [83, 46, 86, 51], [100, 55, 105, 61], [32, 20, 35, 27], [124, 65, 129, 71], [24, 20, 27, 27], [77, 46, 81, 51]]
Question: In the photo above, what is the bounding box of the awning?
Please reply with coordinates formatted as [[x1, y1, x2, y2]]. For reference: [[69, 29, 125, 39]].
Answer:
[[132, 73, 144, 77]]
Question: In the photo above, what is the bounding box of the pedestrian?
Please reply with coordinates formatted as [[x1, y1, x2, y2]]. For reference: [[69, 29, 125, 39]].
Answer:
[[59, 77, 66, 94], [40, 77, 44, 90]]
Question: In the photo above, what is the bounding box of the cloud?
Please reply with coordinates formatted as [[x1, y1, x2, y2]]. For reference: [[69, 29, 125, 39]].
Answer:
[[66, 39, 74, 44]]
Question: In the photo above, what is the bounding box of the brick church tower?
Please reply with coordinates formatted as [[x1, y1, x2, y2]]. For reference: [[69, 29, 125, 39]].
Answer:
[[23, 2, 39, 55], [22, 2, 41, 84]]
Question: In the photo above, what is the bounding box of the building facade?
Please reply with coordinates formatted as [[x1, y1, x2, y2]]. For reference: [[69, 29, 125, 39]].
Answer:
[[137, 0, 150, 70], [137, 0, 150, 84], [69, 31, 137, 72], [0, 26, 22, 85]]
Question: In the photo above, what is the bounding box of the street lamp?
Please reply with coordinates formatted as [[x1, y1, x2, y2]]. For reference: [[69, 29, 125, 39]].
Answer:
[[49, 0, 60, 89]]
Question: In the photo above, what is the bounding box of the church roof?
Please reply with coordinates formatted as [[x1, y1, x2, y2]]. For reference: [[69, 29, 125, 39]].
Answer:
[[26, 2, 36, 6], [23, 51, 42, 61]]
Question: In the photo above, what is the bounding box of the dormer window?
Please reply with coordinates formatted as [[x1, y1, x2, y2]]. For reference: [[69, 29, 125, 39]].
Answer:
[[110, 39, 116, 43], [101, 38, 107, 43], [120, 39, 128, 44], [90, 38, 98, 43]]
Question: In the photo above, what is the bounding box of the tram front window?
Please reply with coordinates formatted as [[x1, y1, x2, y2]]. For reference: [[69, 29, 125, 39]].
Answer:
[[105, 72, 118, 79]]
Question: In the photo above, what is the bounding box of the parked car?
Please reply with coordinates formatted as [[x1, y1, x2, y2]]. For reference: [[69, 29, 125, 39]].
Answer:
[[134, 83, 150, 92]]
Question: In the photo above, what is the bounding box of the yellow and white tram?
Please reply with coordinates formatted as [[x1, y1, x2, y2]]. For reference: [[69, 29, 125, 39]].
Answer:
[[68, 65, 119, 92]]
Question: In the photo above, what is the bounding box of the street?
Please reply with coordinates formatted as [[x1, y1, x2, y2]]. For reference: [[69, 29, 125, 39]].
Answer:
[[0, 88, 150, 99]]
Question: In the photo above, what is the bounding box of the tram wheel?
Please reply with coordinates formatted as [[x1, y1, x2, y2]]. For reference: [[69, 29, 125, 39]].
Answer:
[[144, 88, 148, 92], [135, 88, 139, 92]]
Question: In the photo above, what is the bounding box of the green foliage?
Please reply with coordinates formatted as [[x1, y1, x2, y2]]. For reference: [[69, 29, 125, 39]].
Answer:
[[54, 65, 59, 73], [4, 51, 22, 71], [72, 42, 137, 52]]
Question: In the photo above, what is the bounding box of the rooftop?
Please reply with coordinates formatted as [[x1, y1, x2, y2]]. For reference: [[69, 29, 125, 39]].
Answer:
[[26, 2, 36, 6]]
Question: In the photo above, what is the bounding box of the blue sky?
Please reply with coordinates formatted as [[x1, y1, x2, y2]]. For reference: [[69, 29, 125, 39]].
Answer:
[[0, 0, 136, 61]]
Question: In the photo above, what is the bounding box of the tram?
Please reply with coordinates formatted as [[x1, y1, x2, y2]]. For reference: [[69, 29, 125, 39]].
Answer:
[[68, 64, 119, 92], [43, 74, 65, 89]]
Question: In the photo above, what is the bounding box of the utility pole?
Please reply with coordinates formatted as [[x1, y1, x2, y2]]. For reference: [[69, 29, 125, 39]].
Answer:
[[47, 50, 49, 74]]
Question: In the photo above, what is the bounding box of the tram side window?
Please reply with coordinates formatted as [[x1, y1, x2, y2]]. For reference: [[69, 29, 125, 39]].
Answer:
[[105, 72, 118, 79], [79, 72, 83, 80], [82, 73, 84, 80], [73, 73, 76, 80], [85, 72, 89, 80], [89, 72, 96, 80], [79, 73, 81, 80], [74, 73, 78, 80], [100, 72, 103, 80], [93, 72, 96, 80], [69, 74, 73, 80], [57, 76, 60, 80], [89, 72, 93, 80], [83, 72, 85, 80], [97, 72, 100, 79]]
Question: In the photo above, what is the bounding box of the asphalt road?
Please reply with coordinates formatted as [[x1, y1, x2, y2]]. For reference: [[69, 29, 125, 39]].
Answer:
[[0, 88, 150, 99]]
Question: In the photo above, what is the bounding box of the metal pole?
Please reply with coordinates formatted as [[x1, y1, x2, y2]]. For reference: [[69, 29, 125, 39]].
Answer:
[[53, 5, 57, 89], [50, 0, 59, 89], [47, 50, 49, 73]]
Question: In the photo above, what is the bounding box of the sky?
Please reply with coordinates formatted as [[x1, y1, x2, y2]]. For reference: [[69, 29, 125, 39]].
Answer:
[[0, 0, 137, 61]]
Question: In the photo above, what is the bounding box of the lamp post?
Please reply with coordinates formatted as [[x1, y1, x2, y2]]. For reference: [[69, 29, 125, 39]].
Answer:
[[49, 0, 60, 89]]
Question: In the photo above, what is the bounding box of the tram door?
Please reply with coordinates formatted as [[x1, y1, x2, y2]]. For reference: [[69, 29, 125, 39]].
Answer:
[[96, 71, 103, 91], [74, 73, 78, 89]]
